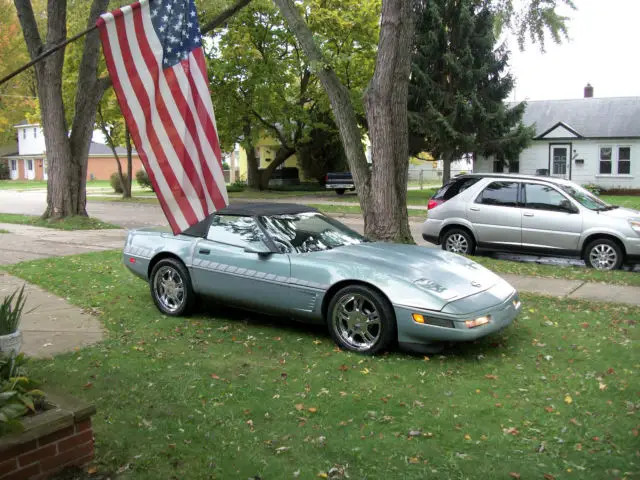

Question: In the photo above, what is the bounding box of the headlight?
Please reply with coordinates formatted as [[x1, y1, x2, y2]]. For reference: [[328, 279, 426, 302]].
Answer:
[[630, 220, 640, 234], [465, 315, 491, 328]]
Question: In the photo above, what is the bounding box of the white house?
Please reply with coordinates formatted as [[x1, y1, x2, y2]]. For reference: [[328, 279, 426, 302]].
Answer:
[[2, 120, 143, 181], [475, 86, 640, 190]]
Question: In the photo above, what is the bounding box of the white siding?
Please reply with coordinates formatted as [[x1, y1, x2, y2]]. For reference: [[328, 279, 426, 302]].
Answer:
[[475, 138, 640, 189], [16, 125, 46, 156]]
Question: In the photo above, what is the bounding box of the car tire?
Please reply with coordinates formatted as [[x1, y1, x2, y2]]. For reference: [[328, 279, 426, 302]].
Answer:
[[335, 188, 346, 195], [150, 258, 196, 316], [584, 238, 623, 271], [441, 228, 476, 255], [327, 285, 396, 355]]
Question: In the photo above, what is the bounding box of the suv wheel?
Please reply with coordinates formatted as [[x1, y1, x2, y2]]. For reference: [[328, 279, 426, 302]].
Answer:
[[584, 239, 623, 271], [442, 228, 476, 255]]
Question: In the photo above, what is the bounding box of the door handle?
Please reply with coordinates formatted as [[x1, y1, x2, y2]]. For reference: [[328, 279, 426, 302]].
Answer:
[[523, 213, 534, 217], [199, 249, 210, 255], [469, 207, 480, 211]]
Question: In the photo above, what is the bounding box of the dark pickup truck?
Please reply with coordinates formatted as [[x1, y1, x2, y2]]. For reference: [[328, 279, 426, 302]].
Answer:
[[324, 172, 356, 195]]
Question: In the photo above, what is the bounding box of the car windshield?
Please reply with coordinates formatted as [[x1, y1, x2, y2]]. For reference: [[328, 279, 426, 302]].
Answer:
[[558, 184, 616, 211], [259, 212, 366, 253]]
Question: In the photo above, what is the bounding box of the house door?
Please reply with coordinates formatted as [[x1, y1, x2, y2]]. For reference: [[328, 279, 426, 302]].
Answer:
[[550, 145, 570, 179], [25, 159, 35, 180], [9, 160, 18, 180]]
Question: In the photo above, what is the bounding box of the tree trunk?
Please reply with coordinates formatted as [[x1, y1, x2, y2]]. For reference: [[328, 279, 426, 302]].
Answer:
[[258, 147, 296, 190], [363, 0, 415, 243], [15, 0, 110, 219], [273, 0, 415, 242], [442, 152, 453, 185]]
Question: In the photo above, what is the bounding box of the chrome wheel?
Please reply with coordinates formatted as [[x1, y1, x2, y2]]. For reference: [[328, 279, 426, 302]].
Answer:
[[153, 265, 185, 313], [445, 233, 469, 254], [589, 244, 618, 271], [332, 293, 381, 352]]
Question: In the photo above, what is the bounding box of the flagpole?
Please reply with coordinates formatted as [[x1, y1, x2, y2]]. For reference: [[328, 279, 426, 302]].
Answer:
[[0, 24, 98, 88]]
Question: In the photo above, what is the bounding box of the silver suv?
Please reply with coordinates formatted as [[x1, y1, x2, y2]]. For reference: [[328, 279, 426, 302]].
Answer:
[[422, 174, 640, 270]]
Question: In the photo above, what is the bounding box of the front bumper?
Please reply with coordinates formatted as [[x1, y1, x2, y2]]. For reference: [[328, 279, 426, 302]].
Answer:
[[394, 289, 521, 345]]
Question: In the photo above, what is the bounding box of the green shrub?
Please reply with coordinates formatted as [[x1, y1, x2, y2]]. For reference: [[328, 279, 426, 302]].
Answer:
[[0, 162, 9, 180], [582, 183, 601, 196], [0, 285, 28, 335], [135, 170, 154, 191], [221, 161, 230, 171], [227, 179, 246, 193], [0, 352, 45, 436], [110, 172, 128, 194]]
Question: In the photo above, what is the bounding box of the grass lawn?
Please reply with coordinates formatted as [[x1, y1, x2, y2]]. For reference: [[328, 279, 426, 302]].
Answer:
[[603, 195, 640, 210], [0, 228, 8, 234], [0, 180, 113, 190], [0, 213, 119, 230], [4, 251, 638, 479]]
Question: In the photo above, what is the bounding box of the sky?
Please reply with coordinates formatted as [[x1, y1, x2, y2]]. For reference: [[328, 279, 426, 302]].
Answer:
[[505, 0, 640, 102]]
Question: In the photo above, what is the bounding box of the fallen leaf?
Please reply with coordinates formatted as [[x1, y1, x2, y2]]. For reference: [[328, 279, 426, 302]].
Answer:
[[599, 382, 607, 391], [361, 368, 370, 375], [317, 474, 328, 479], [338, 364, 348, 372], [423, 356, 430, 361], [408, 457, 420, 464], [544, 406, 554, 413], [82, 382, 93, 389], [313, 339, 322, 345], [544, 475, 556, 480], [210, 374, 220, 380], [295, 404, 304, 411], [463, 434, 471, 441], [308, 407, 317, 413], [484, 374, 498, 380], [632, 428, 639, 437], [275, 446, 290, 454], [87, 466, 98, 475], [495, 403, 503, 408], [564, 395, 573, 404], [509, 473, 521, 480]]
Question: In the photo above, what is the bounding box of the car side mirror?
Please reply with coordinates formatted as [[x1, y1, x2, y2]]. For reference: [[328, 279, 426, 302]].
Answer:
[[244, 241, 272, 255], [560, 200, 579, 214]]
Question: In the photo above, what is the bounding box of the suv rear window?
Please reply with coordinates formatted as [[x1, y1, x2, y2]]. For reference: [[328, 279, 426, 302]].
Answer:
[[476, 181, 519, 207], [432, 177, 481, 201]]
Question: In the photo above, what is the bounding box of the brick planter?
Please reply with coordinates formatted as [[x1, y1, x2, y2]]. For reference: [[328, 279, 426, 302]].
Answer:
[[0, 391, 96, 480]]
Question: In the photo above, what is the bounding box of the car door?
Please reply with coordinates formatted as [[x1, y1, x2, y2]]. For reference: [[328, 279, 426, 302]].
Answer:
[[190, 215, 293, 313], [466, 180, 522, 248], [521, 182, 583, 252]]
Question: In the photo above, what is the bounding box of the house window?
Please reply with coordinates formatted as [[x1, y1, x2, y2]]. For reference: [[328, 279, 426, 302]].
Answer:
[[26, 160, 33, 171], [33, 127, 37, 138], [22, 129, 26, 139], [508, 161, 520, 173], [10, 160, 16, 171], [618, 147, 631, 174], [599, 147, 612, 174], [492, 160, 504, 172]]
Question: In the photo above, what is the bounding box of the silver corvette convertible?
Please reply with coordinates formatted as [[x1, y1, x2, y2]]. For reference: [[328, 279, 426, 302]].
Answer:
[[123, 203, 521, 354]]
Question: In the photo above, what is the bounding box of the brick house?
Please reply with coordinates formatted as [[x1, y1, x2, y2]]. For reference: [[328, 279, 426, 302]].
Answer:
[[1, 120, 144, 181]]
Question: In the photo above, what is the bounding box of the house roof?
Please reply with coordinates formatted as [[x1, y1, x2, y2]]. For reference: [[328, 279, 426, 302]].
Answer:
[[13, 120, 30, 127], [88, 142, 137, 156], [0, 143, 18, 157], [521, 96, 640, 139]]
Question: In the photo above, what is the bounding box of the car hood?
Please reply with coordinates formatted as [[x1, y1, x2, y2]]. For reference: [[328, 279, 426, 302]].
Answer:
[[316, 242, 502, 301], [600, 206, 640, 221]]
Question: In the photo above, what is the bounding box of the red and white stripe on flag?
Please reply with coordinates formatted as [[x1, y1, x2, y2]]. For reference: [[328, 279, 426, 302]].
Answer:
[[96, 0, 228, 234]]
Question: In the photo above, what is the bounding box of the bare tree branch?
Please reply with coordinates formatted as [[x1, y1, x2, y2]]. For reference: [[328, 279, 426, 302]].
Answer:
[[201, 0, 253, 34]]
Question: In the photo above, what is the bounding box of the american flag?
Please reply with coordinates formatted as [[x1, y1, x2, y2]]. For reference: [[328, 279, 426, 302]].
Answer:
[[97, 0, 228, 234]]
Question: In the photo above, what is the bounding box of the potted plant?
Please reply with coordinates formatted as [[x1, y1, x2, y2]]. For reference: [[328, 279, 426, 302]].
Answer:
[[0, 285, 29, 356]]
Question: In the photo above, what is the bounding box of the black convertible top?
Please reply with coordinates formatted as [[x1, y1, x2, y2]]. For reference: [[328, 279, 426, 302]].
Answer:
[[181, 202, 318, 238]]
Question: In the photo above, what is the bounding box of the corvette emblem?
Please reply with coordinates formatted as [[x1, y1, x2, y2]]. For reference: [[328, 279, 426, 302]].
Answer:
[[471, 281, 482, 288]]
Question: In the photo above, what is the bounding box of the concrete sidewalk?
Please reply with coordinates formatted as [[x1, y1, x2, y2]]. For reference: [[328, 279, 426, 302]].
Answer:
[[0, 272, 104, 358]]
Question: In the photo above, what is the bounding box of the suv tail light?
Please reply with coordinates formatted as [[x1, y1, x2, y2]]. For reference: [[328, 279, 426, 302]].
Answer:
[[428, 199, 444, 210]]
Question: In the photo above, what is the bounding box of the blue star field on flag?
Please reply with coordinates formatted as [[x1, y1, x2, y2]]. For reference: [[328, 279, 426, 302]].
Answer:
[[149, 0, 202, 68]]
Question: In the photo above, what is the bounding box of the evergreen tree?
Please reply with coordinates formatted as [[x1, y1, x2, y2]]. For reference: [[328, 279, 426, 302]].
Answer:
[[409, 0, 535, 183]]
